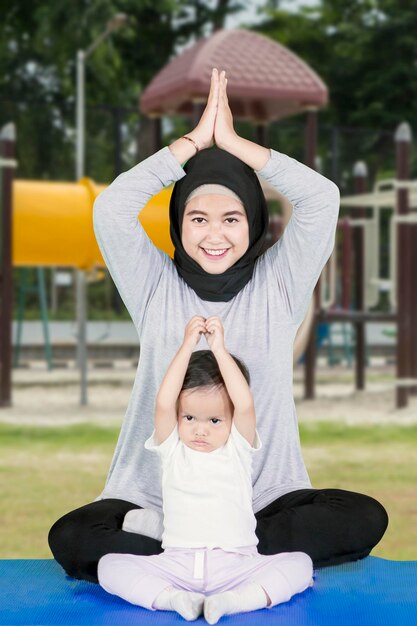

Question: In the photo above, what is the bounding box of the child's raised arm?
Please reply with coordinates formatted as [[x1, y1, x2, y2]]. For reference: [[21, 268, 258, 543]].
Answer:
[[205, 317, 256, 446], [154, 316, 206, 444]]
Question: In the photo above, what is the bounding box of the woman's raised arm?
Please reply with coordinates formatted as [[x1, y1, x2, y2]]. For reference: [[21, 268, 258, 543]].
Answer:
[[214, 71, 271, 171], [169, 67, 220, 164], [93, 148, 185, 333]]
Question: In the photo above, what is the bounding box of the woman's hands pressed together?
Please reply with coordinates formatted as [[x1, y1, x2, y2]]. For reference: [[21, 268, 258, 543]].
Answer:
[[185, 68, 221, 151], [169, 67, 270, 170], [169, 68, 236, 163], [213, 70, 238, 151], [187, 68, 237, 151]]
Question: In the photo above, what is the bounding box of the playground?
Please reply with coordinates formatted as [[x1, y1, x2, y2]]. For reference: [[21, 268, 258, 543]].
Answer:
[[2, 27, 416, 412], [1, 361, 416, 562], [1, 8, 417, 626], [1, 366, 417, 624]]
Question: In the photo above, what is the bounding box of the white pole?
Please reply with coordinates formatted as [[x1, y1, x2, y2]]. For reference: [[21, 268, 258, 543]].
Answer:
[[74, 16, 127, 406], [76, 49, 85, 181], [75, 48, 88, 405]]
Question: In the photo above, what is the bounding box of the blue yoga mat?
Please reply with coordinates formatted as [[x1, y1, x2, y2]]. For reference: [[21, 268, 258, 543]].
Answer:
[[0, 557, 416, 625]]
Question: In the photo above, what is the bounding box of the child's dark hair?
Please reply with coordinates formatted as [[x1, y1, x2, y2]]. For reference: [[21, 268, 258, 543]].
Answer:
[[181, 350, 250, 393]]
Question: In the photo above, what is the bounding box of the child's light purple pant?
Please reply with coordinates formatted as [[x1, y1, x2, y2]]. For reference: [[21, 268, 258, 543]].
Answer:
[[98, 546, 313, 611]]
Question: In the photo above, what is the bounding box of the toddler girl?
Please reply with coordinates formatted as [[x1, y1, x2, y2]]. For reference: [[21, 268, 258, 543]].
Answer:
[[98, 316, 313, 623]]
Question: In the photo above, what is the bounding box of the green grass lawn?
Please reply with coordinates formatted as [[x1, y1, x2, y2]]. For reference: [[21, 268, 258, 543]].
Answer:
[[1, 422, 416, 560]]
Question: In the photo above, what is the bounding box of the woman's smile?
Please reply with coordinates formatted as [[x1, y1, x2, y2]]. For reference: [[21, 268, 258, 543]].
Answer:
[[200, 247, 230, 259]]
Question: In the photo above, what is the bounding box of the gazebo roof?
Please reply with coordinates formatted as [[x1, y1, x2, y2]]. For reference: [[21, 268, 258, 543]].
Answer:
[[140, 29, 328, 122]]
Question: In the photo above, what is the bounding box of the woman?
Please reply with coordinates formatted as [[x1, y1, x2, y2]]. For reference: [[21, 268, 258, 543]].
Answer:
[[48, 68, 388, 583]]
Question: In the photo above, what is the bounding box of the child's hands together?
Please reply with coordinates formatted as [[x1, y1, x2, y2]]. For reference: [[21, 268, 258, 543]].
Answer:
[[182, 316, 207, 350], [204, 316, 225, 354], [182, 316, 225, 353]]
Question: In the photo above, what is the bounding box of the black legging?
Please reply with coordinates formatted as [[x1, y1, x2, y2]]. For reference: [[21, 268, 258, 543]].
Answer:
[[48, 489, 388, 583]]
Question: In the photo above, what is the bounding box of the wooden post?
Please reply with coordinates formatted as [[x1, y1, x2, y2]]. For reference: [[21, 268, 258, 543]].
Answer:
[[411, 209, 417, 395], [330, 126, 340, 186], [151, 115, 162, 152], [113, 106, 123, 178], [0, 123, 16, 408], [341, 218, 352, 310], [192, 101, 205, 130], [353, 161, 367, 390], [408, 155, 417, 395], [304, 109, 318, 399], [395, 122, 412, 408], [256, 123, 269, 148]]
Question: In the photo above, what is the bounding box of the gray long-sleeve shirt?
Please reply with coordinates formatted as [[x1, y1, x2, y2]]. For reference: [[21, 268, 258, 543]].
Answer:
[[93, 146, 340, 513]]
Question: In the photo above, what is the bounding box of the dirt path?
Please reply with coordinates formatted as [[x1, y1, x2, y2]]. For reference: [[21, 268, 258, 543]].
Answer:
[[1, 364, 416, 427]]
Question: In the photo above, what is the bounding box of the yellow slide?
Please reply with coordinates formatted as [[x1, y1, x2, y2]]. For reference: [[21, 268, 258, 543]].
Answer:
[[13, 178, 174, 269]]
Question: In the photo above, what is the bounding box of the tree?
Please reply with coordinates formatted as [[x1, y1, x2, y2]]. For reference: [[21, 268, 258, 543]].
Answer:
[[255, 0, 417, 183], [0, 0, 242, 181], [0, 0, 244, 318]]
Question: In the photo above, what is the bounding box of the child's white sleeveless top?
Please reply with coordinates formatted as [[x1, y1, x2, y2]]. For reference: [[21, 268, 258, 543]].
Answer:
[[145, 424, 262, 550]]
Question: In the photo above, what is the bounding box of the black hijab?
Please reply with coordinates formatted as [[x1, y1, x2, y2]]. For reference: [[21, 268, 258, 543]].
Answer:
[[169, 146, 269, 302]]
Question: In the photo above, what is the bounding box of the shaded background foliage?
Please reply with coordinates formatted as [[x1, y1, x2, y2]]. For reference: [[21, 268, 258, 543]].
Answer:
[[1, 0, 244, 180], [3, 0, 416, 183]]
